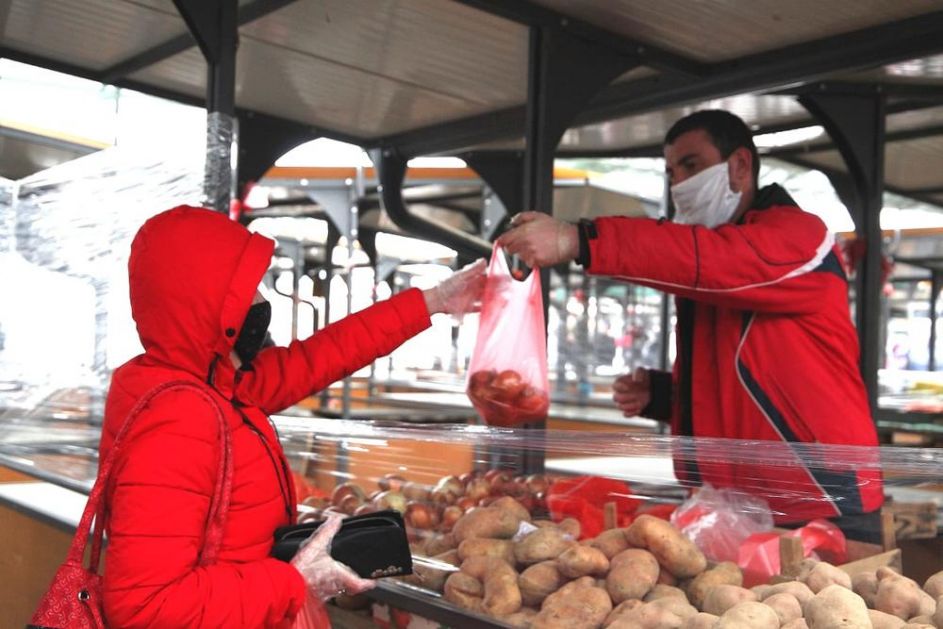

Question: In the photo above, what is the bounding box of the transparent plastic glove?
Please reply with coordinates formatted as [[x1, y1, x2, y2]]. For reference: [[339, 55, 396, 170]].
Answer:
[[290, 515, 376, 602], [496, 211, 578, 268], [612, 367, 651, 417], [423, 258, 486, 316]]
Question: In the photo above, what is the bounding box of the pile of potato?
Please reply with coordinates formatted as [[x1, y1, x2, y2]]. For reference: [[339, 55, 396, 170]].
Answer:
[[404, 496, 943, 629]]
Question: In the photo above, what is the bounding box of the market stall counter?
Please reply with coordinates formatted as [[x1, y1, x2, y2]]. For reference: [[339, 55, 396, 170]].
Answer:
[[2, 414, 942, 628]]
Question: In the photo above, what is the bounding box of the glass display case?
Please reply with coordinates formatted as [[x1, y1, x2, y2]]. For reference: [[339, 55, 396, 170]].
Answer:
[[3, 411, 941, 628]]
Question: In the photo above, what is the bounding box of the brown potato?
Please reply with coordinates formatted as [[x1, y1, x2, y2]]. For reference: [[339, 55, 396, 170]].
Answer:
[[802, 561, 852, 594], [875, 571, 937, 620], [515, 527, 574, 565], [591, 528, 631, 559], [519, 561, 568, 608], [500, 607, 538, 628], [923, 571, 943, 599], [458, 538, 515, 565], [680, 612, 720, 629], [702, 585, 756, 617], [492, 496, 533, 522], [626, 515, 707, 579], [557, 545, 610, 578], [423, 532, 458, 556], [643, 584, 688, 603], [685, 562, 743, 610], [763, 592, 802, 625], [852, 571, 879, 608], [558, 517, 581, 539], [461, 556, 522, 617], [534, 585, 612, 629], [805, 584, 870, 629], [607, 597, 698, 628], [715, 601, 779, 629], [607, 548, 660, 604], [444, 572, 483, 611], [764, 581, 815, 606], [867, 609, 905, 629], [605, 599, 644, 626], [452, 506, 522, 542]]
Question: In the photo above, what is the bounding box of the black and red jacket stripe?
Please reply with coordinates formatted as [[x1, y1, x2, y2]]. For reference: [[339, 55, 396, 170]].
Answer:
[[584, 185, 883, 522]]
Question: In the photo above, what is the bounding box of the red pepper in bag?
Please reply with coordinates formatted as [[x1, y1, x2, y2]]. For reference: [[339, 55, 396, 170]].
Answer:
[[546, 476, 641, 539], [467, 246, 550, 427]]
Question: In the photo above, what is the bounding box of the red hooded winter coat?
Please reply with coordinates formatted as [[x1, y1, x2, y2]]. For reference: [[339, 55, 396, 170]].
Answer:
[[100, 206, 431, 627], [584, 185, 883, 523]]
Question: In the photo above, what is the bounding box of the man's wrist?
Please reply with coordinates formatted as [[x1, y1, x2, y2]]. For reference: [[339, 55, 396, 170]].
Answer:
[[557, 223, 579, 263]]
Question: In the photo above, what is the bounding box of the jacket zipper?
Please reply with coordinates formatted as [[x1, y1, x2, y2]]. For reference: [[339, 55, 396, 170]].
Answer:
[[235, 407, 293, 519]]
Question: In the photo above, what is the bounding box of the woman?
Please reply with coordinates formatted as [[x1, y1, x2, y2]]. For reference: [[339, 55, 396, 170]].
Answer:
[[100, 205, 484, 627]]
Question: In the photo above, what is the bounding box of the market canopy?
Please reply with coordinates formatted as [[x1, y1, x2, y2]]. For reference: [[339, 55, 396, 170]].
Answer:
[[2, 0, 943, 207]]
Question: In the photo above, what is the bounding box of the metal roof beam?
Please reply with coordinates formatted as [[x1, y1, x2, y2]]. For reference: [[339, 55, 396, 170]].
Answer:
[[778, 155, 943, 209], [771, 122, 943, 159], [382, 10, 943, 157], [452, 0, 704, 77], [102, 0, 299, 84], [583, 11, 943, 125]]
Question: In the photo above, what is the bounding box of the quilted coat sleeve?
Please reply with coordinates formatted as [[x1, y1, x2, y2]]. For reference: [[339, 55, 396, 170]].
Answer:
[[236, 287, 431, 414], [102, 390, 306, 628], [586, 207, 840, 314]]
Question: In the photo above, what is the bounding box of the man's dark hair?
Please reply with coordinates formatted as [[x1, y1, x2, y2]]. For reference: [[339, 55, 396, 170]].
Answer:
[[665, 110, 760, 183]]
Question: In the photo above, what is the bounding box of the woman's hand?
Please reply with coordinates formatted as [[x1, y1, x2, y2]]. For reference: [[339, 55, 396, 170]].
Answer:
[[290, 515, 375, 601], [423, 258, 487, 316]]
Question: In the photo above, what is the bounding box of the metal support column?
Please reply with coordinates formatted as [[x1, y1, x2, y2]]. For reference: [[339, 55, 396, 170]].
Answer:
[[518, 24, 640, 473], [930, 270, 940, 371], [462, 150, 525, 241], [800, 89, 886, 411], [173, 0, 238, 212]]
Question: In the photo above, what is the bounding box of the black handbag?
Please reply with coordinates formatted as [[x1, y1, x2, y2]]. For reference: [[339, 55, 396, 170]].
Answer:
[[271, 510, 413, 579]]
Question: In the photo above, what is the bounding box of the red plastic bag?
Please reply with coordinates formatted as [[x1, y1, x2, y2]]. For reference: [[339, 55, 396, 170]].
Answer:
[[546, 476, 642, 539], [467, 246, 549, 427], [671, 484, 774, 564], [738, 519, 847, 587]]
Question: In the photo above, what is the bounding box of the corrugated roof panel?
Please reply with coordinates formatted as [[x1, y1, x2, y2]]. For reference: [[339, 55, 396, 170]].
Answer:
[[234, 38, 495, 138], [886, 139, 943, 190], [801, 143, 943, 195], [560, 94, 809, 152], [240, 0, 527, 107], [127, 47, 206, 100], [0, 0, 187, 71], [887, 106, 943, 134], [532, 0, 943, 62], [132, 38, 504, 138]]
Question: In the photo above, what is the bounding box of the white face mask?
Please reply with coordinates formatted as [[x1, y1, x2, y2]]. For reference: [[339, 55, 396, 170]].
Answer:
[[670, 161, 742, 228]]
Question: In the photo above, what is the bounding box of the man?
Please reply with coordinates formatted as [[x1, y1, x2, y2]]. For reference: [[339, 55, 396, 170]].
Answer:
[[499, 110, 883, 539]]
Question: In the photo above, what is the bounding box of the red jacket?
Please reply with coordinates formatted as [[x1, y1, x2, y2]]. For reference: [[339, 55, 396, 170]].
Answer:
[[101, 206, 431, 627], [586, 185, 883, 522]]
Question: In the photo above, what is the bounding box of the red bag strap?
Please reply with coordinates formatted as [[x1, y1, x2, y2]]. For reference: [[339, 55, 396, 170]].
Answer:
[[70, 380, 233, 572]]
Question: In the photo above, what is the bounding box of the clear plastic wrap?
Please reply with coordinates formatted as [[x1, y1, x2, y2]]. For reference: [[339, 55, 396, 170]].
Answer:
[[204, 111, 236, 213], [0, 147, 203, 419], [0, 416, 941, 624]]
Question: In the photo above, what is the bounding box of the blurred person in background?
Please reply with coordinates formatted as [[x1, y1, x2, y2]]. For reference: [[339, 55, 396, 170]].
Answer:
[[498, 110, 883, 542], [100, 205, 484, 627]]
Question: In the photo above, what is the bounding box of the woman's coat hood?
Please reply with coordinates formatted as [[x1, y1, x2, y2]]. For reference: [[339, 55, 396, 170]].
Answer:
[[128, 205, 274, 396]]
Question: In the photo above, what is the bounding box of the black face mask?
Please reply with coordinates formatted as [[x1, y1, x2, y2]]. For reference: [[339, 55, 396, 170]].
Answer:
[[234, 301, 271, 366]]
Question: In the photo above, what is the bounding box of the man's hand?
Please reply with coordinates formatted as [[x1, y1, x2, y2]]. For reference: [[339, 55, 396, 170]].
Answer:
[[612, 367, 651, 418], [497, 212, 578, 268]]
